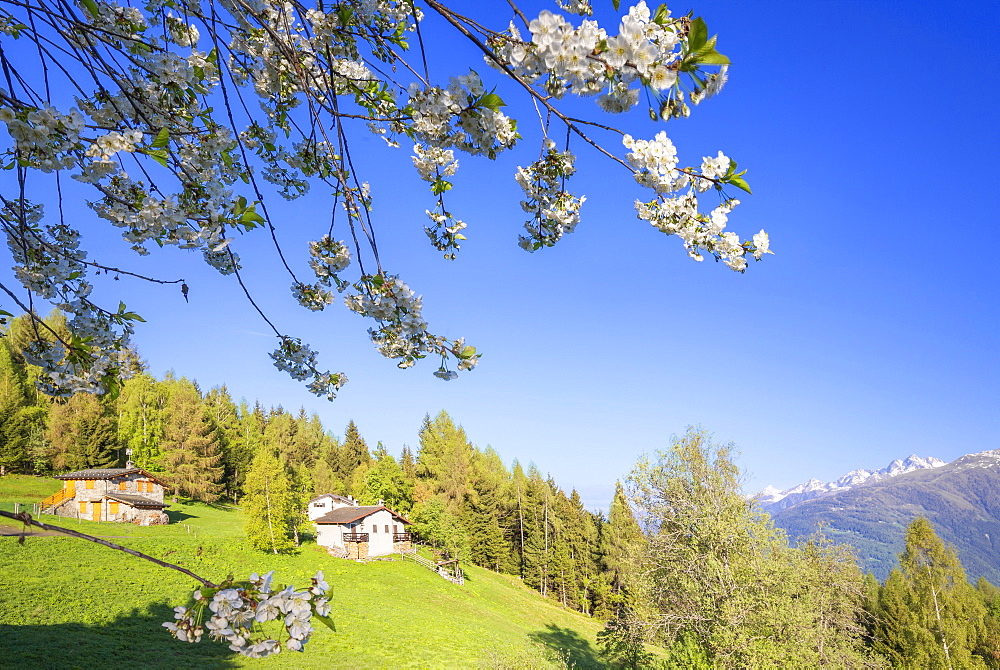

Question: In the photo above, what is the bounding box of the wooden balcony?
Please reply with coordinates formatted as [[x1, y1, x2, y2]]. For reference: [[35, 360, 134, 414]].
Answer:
[[343, 532, 369, 542], [393, 533, 412, 542]]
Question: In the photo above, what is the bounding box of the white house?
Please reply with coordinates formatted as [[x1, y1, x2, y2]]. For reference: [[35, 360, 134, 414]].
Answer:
[[307, 493, 356, 521], [314, 502, 412, 559]]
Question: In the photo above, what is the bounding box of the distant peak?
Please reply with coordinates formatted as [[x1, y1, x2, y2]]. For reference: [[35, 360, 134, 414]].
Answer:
[[758, 453, 946, 512]]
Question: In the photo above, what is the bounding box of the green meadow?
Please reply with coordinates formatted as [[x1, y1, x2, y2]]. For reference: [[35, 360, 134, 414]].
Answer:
[[1, 475, 605, 669]]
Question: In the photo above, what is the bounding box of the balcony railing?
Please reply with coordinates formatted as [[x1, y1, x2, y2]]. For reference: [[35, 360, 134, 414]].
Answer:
[[343, 532, 369, 542], [393, 533, 412, 542]]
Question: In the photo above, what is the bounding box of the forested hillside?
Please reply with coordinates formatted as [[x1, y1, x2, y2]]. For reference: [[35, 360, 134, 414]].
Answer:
[[0, 312, 638, 617], [772, 450, 1000, 583]]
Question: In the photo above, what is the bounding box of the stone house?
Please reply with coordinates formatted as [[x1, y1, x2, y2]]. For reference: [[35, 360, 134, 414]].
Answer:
[[41, 461, 169, 525], [314, 501, 412, 559]]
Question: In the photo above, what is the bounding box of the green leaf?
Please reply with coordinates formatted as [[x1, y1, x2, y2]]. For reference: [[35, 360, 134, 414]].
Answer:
[[240, 209, 265, 225], [454, 234, 466, 241], [652, 3, 670, 25], [728, 176, 752, 194], [314, 614, 337, 633], [142, 148, 168, 168], [688, 16, 708, 51], [478, 93, 505, 111], [150, 127, 170, 149], [430, 180, 452, 196], [370, 274, 385, 288], [459, 345, 477, 360], [697, 51, 730, 65], [612, 0, 620, 10], [81, 0, 100, 19]]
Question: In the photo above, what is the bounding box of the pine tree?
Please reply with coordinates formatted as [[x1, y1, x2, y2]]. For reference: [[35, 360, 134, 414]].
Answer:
[[202, 386, 243, 498], [242, 446, 296, 554], [160, 379, 224, 502]]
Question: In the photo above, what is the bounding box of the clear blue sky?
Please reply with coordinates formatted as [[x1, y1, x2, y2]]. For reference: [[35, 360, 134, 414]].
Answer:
[[6, 0, 998, 510]]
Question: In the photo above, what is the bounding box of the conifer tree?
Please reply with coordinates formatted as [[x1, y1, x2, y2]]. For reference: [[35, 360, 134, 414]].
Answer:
[[462, 447, 508, 572], [243, 446, 296, 554], [601, 481, 646, 616], [160, 379, 224, 501], [203, 387, 248, 499], [869, 517, 992, 668], [362, 442, 413, 513], [0, 338, 35, 472], [336, 420, 371, 496], [46, 392, 117, 471], [117, 372, 167, 471]]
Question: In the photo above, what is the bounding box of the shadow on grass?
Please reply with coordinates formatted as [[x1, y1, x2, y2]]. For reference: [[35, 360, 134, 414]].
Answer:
[[165, 509, 197, 523], [0, 602, 238, 669], [529, 623, 604, 669]]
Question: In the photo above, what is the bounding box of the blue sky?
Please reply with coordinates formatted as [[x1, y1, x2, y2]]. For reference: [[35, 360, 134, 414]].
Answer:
[[6, 0, 999, 511]]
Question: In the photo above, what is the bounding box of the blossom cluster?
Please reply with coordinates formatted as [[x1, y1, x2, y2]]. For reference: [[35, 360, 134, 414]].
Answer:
[[163, 571, 333, 657], [344, 274, 478, 376], [515, 141, 585, 251], [1, 199, 136, 394], [270, 336, 347, 400], [405, 73, 518, 159], [490, 2, 681, 111]]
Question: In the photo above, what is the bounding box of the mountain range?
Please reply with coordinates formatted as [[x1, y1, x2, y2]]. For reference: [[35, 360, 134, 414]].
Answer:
[[758, 454, 947, 513], [768, 450, 1000, 583]]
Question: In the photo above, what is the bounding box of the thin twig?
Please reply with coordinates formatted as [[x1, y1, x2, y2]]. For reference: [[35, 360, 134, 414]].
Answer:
[[0, 509, 218, 588]]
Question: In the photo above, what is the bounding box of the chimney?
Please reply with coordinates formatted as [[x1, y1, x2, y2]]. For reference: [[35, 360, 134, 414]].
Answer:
[[378, 499, 384, 506], [126, 460, 135, 469]]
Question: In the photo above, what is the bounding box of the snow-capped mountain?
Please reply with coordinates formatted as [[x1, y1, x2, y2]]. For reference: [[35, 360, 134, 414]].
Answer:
[[757, 454, 946, 513]]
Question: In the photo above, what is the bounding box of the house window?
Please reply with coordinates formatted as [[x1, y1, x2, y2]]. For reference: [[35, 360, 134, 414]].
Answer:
[[118, 481, 126, 491], [385, 525, 389, 533], [393, 525, 398, 534], [110, 502, 119, 515], [79, 501, 87, 514], [313, 503, 324, 508], [372, 524, 377, 533], [85, 480, 94, 489]]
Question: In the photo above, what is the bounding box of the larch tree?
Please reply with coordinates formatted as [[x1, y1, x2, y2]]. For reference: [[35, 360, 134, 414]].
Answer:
[[45, 392, 117, 471], [869, 517, 992, 668], [242, 445, 297, 554], [117, 372, 168, 471], [160, 378, 224, 501]]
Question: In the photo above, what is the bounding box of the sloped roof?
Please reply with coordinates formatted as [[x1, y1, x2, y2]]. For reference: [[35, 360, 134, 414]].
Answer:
[[54, 467, 166, 486], [103, 494, 167, 509], [314, 505, 411, 525], [308, 493, 353, 504]]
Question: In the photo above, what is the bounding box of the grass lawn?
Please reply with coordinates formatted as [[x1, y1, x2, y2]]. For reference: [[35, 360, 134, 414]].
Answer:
[[1, 476, 607, 669]]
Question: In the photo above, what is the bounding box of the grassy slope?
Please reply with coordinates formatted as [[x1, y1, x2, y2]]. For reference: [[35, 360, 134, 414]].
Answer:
[[1, 476, 605, 669]]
